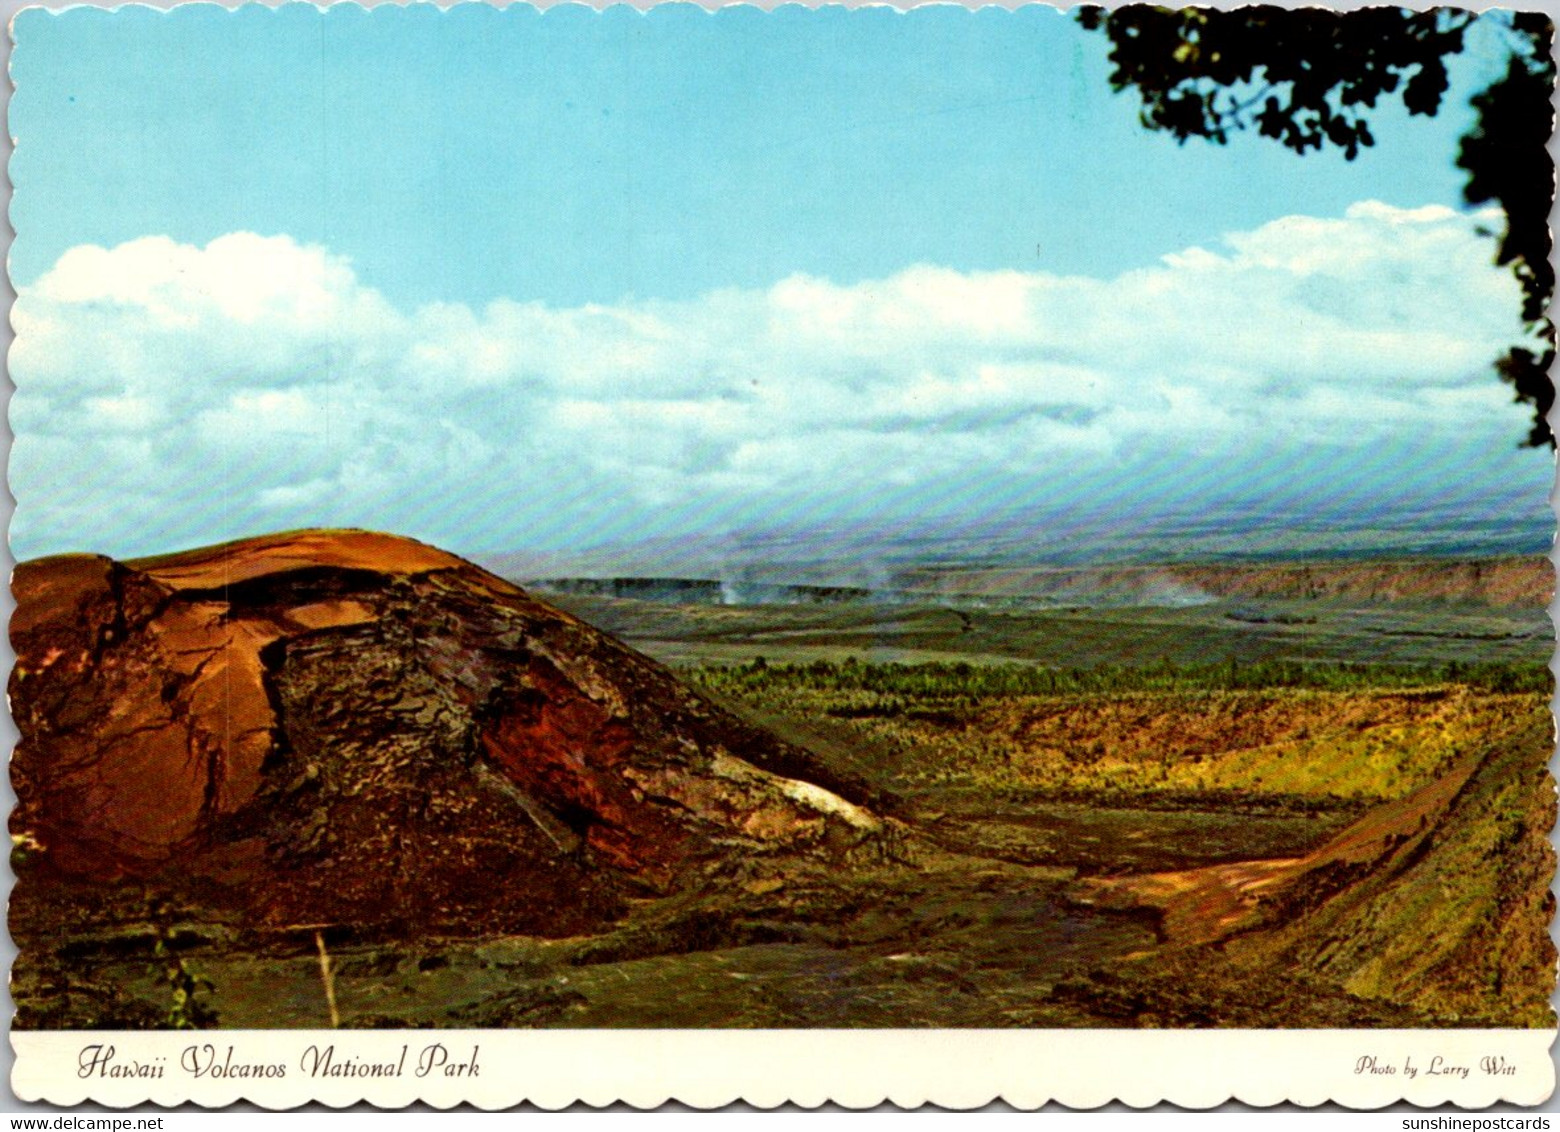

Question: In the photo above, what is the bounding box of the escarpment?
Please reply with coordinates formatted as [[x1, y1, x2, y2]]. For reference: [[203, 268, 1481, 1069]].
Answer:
[[10, 530, 888, 936]]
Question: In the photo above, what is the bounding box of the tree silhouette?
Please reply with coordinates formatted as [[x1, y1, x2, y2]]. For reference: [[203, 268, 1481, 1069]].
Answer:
[[1078, 6, 1556, 447]]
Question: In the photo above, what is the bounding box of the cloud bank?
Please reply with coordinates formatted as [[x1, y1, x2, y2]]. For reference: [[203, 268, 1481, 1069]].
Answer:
[[10, 202, 1543, 560]]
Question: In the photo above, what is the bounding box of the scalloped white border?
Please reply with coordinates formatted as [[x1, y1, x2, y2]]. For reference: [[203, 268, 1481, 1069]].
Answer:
[[6, 0, 1557, 1113], [11, 1029, 1557, 1109]]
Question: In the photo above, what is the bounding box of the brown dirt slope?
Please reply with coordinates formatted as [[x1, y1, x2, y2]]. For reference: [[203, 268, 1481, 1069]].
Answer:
[[1067, 710, 1556, 1025], [10, 529, 888, 937]]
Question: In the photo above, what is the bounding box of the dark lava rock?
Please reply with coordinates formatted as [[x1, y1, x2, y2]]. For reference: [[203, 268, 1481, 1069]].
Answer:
[[11, 529, 888, 936]]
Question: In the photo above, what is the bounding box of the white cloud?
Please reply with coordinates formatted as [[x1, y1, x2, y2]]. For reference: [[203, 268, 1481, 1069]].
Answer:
[[8, 203, 1540, 559]]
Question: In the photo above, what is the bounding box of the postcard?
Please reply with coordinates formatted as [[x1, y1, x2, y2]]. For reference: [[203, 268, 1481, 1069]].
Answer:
[[7, 0, 1556, 1109]]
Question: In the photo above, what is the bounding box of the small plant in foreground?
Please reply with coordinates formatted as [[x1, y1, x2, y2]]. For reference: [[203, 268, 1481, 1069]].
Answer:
[[151, 923, 218, 1029]]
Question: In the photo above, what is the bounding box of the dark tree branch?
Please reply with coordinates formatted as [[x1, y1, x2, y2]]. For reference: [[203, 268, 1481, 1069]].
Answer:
[[1079, 5, 1556, 448]]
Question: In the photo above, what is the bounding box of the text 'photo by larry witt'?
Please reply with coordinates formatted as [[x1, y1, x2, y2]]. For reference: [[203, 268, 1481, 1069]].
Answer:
[[7, 3, 1558, 1031]]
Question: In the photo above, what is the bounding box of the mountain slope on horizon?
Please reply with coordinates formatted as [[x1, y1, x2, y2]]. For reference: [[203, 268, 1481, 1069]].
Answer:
[[474, 496, 1554, 592]]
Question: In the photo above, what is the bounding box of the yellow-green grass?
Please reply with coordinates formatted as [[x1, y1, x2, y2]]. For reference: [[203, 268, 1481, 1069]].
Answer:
[[688, 660, 1547, 806]]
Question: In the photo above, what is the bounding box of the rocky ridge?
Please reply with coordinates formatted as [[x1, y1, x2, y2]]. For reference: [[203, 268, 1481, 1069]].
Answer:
[[10, 530, 890, 936], [1064, 714, 1556, 1025]]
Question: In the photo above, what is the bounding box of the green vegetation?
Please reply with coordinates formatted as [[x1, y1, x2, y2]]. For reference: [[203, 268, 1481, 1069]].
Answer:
[[690, 655, 1551, 698], [153, 933, 218, 1030], [688, 657, 1550, 809]]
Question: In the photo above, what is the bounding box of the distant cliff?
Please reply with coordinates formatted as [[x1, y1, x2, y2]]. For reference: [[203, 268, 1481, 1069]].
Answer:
[[894, 556, 1554, 609]]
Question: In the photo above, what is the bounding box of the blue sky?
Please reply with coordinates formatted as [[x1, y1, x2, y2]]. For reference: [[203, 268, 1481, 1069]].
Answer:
[[12, 4, 1490, 306], [9, 5, 1551, 563]]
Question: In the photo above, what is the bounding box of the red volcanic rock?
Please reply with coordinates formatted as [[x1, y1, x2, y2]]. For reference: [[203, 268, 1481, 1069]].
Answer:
[[10, 530, 885, 935]]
